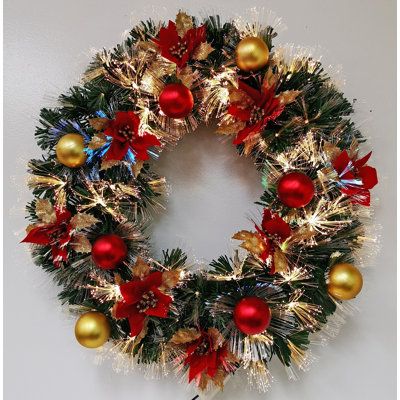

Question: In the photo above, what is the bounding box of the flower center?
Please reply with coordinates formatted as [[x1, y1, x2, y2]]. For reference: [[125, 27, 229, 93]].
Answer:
[[136, 290, 158, 313], [249, 105, 265, 125], [169, 40, 188, 59], [49, 222, 69, 241], [194, 338, 210, 356], [118, 125, 134, 141], [268, 232, 282, 243]]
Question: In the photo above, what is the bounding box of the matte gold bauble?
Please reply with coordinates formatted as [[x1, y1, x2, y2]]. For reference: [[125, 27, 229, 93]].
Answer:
[[56, 133, 87, 168], [74, 311, 110, 348], [327, 263, 363, 300], [235, 37, 270, 72]]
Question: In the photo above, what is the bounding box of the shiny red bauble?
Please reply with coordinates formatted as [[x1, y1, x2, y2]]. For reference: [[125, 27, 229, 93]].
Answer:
[[159, 83, 194, 119], [92, 234, 128, 270], [277, 172, 315, 208], [233, 296, 271, 335]]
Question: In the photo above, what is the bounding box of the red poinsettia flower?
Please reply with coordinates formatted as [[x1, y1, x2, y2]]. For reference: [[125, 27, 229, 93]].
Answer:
[[22, 207, 72, 268], [153, 21, 206, 68], [226, 74, 300, 154], [260, 209, 292, 242], [104, 111, 161, 161], [228, 80, 286, 145], [255, 209, 292, 273], [114, 272, 172, 337], [184, 330, 229, 383], [333, 150, 378, 206]]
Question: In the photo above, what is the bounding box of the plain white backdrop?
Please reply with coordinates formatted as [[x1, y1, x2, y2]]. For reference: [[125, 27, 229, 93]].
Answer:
[[4, 0, 396, 399]]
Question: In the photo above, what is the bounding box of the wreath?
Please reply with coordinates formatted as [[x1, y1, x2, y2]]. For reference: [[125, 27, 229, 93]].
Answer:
[[23, 11, 378, 394]]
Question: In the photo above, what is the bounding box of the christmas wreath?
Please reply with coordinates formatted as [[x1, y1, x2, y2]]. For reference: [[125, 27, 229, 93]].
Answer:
[[23, 11, 378, 394]]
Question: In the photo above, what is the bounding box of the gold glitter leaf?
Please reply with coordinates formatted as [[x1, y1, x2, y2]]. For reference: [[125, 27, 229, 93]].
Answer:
[[170, 328, 201, 344], [323, 142, 341, 161], [207, 328, 224, 349], [216, 120, 246, 135], [132, 160, 144, 178], [198, 374, 210, 391], [243, 135, 260, 156], [211, 368, 227, 389], [273, 247, 289, 273], [175, 11, 193, 37], [161, 269, 181, 289], [114, 273, 123, 286], [26, 223, 37, 233], [229, 86, 253, 105], [176, 66, 194, 88], [27, 175, 65, 190], [55, 189, 67, 209], [100, 159, 120, 171], [116, 183, 140, 198], [232, 230, 267, 256], [35, 199, 56, 224], [287, 225, 316, 246], [88, 132, 108, 150], [278, 90, 302, 106], [132, 257, 151, 278], [88, 118, 110, 131], [133, 319, 148, 344], [70, 234, 92, 253], [148, 178, 166, 194], [262, 68, 279, 91], [70, 213, 99, 230], [83, 67, 106, 83], [192, 42, 214, 60], [136, 40, 159, 52]]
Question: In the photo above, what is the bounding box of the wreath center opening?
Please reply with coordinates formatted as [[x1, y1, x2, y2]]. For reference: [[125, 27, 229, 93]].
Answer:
[[149, 125, 263, 262]]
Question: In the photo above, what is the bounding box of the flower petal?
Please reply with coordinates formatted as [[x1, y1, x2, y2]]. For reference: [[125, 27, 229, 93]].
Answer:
[[233, 125, 259, 145], [145, 287, 172, 318], [105, 140, 130, 161], [333, 150, 351, 173], [342, 188, 371, 206], [238, 81, 263, 104], [142, 271, 163, 289], [51, 245, 68, 268], [55, 208, 72, 224], [353, 151, 372, 168], [228, 105, 251, 122], [262, 218, 292, 242], [131, 132, 161, 161], [206, 350, 218, 378], [358, 165, 378, 189], [119, 280, 145, 304], [187, 354, 209, 382], [127, 310, 146, 337], [114, 301, 139, 319], [21, 226, 52, 245], [261, 210, 292, 242]]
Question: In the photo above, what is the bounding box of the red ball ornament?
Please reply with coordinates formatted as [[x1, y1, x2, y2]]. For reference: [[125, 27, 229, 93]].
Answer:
[[277, 172, 315, 208], [233, 296, 271, 335], [159, 83, 194, 119], [92, 234, 128, 270]]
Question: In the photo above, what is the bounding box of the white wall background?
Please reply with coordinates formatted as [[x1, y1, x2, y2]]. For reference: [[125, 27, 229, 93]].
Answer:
[[4, 1, 396, 399]]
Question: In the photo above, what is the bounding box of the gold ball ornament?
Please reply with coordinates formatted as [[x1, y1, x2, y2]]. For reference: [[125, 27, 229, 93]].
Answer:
[[56, 133, 87, 168], [327, 263, 363, 300], [235, 37, 270, 72], [74, 311, 111, 348]]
